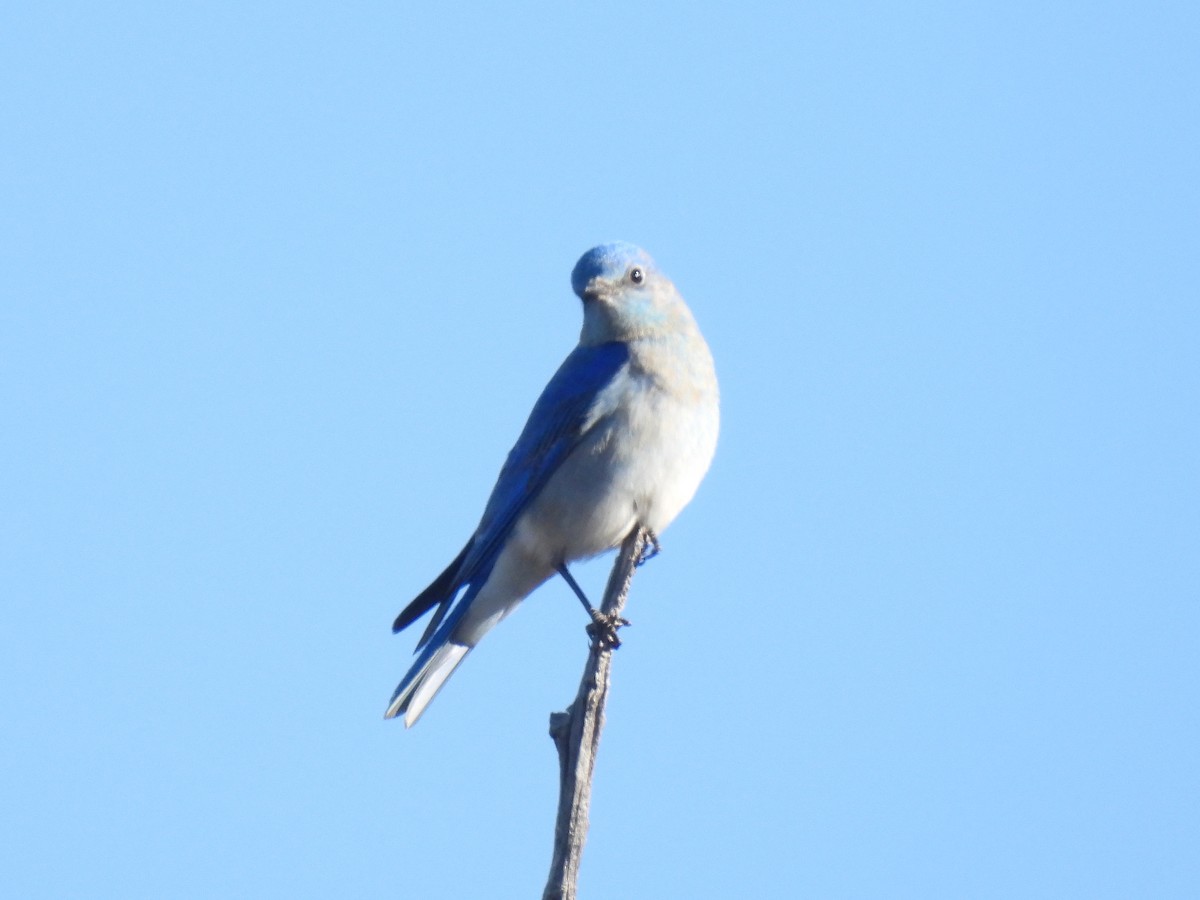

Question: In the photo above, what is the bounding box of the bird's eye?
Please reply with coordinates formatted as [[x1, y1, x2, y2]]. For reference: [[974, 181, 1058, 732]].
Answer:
[[629, 267, 644, 284]]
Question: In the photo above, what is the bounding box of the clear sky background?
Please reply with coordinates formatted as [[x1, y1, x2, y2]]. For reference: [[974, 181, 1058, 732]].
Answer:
[[2, 3, 1197, 898]]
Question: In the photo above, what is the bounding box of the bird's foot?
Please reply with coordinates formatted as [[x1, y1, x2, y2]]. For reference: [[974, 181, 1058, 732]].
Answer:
[[587, 609, 631, 650], [636, 530, 661, 568]]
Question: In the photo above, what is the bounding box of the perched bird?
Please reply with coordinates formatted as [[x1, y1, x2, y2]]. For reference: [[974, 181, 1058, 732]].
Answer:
[[386, 242, 719, 726]]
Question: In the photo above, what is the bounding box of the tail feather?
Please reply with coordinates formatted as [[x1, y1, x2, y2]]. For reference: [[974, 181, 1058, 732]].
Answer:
[[392, 541, 472, 637], [388, 554, 504, 726], [384, 640, 471, 727], [386, 591, 477, 726]]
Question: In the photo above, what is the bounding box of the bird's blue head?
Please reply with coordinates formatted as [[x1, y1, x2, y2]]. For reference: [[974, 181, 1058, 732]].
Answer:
[[570, 242, 657, 300], [570, 242, 695, 344]]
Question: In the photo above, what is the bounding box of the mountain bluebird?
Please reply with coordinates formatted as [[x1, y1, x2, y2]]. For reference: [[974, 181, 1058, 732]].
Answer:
[[386, 242, 719, 726]]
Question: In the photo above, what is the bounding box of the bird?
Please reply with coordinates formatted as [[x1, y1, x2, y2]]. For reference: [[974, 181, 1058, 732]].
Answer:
[[386, 242, 719, 726]]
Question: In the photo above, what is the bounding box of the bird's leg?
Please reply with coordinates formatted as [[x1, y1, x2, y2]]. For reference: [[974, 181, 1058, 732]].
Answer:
[[557, 563, 596, 616], [636, 529, 661, 567], [556, 563, 630, 649]]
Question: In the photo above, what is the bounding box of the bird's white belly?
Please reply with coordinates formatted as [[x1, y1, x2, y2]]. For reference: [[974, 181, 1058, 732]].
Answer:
[[514, 376, 718, 566]]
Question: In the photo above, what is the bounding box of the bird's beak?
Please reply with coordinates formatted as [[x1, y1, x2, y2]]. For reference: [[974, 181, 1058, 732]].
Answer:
[[581, 278, 607, 303]]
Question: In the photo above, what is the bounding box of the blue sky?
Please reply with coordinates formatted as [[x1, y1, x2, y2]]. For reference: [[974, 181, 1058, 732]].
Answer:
[[2, 2, 1197, 897]]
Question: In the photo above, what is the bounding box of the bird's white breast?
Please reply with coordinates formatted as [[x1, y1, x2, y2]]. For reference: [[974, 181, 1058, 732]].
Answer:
[[515, 332, 719, 566]]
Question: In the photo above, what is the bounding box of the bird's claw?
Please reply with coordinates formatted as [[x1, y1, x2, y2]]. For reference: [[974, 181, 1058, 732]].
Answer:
[[636, 530, 661, 568], [587, 610, 631, 649]]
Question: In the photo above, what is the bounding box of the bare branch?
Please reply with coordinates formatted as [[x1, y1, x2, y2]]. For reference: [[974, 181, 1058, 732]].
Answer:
[[543, 526, 649, 900]]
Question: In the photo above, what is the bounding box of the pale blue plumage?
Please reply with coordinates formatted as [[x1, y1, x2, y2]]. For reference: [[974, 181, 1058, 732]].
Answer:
[[386, 242, 719, 725]]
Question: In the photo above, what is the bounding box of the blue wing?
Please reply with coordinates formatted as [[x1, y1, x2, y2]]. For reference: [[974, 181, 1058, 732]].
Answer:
[[392, 340, 630, 646]]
